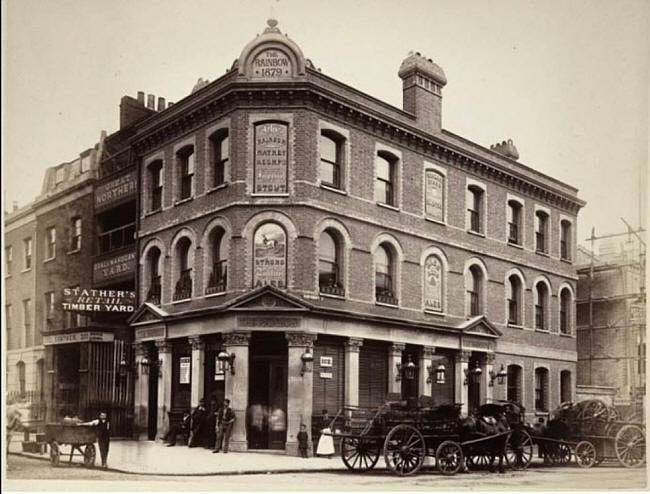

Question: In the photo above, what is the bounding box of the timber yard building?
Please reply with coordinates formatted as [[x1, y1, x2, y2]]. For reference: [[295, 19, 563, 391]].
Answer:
[[4, 20, 585, 453]]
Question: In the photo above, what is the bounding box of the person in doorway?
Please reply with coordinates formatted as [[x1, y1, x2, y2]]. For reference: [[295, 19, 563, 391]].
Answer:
[[213, 398, 236, 453], [165, 411, 191, 446], [297, 424, 309, 458], [80, 411, 110, 468], [188, 399, 207, 447], [316, 409, 334, 458]]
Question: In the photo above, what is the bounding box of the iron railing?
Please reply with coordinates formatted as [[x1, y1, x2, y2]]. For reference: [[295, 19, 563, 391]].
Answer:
[[98, 223, 135, 254]]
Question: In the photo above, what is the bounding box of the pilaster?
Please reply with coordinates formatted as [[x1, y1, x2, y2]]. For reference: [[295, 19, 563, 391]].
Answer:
[[133, 343, 149, 440], [455, 350, 471, 415], [418, 346, 436, 398], [222, 331, 251, 452], [388, 343, 405, 395], [189, 336, 205, 408], [155, 340, 172, 440], [344, 338, 363, 407]]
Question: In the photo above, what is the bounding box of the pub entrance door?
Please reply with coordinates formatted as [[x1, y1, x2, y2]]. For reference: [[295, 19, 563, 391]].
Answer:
[[468, 357, 481, 414], [248, 333, 287, 450]]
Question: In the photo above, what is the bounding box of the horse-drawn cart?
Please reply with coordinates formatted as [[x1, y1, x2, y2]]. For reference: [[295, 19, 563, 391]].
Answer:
[[326, 401, 513, 476], [45, 423, 97, 467]]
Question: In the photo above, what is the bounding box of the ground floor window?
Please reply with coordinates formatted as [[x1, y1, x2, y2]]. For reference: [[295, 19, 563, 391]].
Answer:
[[507, 364, 522, 404], [535, 367, 549, 411]]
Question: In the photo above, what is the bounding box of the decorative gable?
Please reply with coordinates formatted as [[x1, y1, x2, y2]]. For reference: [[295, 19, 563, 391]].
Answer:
[[227, 286, 311, 312], [457, 315, 501, 338], [128, 302, 168, 325]]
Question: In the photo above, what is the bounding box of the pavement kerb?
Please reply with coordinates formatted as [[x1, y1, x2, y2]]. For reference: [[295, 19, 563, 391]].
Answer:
[[8, 452, 358, 477]]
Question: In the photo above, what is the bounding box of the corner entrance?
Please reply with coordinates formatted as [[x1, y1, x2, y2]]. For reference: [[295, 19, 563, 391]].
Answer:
[[248, 333, 287, 450]]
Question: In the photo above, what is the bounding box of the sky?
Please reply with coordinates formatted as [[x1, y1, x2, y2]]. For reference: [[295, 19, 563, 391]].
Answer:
[[2, 0, 648, 245]]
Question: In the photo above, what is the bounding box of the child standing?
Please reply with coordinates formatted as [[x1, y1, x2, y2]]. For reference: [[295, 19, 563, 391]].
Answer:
[[80, 411, 110, 468], [297, 424, 309, 458]]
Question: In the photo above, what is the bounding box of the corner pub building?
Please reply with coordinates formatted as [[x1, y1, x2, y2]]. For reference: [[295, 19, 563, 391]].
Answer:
[[128, 20, 585, 455]]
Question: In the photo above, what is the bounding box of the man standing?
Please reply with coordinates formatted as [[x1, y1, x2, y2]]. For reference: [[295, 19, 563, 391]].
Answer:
[[213, 398, 235, 453], [188, 399, 207, 448], [80, 411, 110, 468]]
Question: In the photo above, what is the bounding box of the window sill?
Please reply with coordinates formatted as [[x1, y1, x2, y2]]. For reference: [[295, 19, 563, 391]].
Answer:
[[424, 309, 445, 316], [204, 290, 226, 299], [66, 249, 81, 255], [467, 230, 485, 238], [559, 332, 574, 338], [21, 268, 32, 274], [535, 250, 550, 258], [4, 274, 11, 279], [145, 209, 162, 217], [376, 202, 400, 212], [251, 193, 290, 197], [376, 301, 399, 308], [171, 298, 192, 305], [560, 257, 572, 264], [507, 323, 524, 329], [320, 292, 345, 300], [320, 184, 347, 195], [43, 257, 56, 264], [174, 197, 194, 206], [425, 217, 446, 226], [507, 241, 524, 249], [535, 328, 550, 333], [206, 183, 229, 194]]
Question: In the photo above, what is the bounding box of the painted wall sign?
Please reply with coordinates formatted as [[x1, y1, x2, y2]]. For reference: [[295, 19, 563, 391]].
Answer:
[[425, 170, 444, 222], [320, 356, 333, 368], [94, 171, 137, 209], [254, 122, 288, 194], [135, 326, 165, 341], [424, 256, 443, 311], [179, 357, 191, 384], [319, 372, 333, 379], [251, 49, 292, 79], [62, 287, 136, 313], [93, 250, 136, 284], [237, 316, 300, 328], [253, 223, 287, 288], [43, 331, 114, 346]]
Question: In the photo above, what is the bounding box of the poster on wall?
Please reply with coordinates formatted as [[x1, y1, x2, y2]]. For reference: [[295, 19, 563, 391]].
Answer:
[[179, 357, 191, 384], [253, 223, 287, 288], [424, 256, 442, 311], [254, 122, 288, 194], [425, 170, 444, 222]]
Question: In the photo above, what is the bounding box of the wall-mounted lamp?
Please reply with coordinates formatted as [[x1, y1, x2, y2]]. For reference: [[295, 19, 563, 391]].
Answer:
[[140, 356, 150, 375], [396, 354, 417, 382], [218, 350, 236, 375], [489, 364, 508, 387], [436, 363, 446, 384], [300, 348, 314, 376], [118, 358, 132, 378], [464, 361, 482, 385]]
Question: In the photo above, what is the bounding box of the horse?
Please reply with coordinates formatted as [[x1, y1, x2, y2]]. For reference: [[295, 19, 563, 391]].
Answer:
[[458, 412, 510, 473], [6, 401, 24, 459]]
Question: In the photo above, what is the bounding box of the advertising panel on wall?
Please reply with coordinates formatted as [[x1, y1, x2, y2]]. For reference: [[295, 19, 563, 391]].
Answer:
[[62, 287, 137, 312], [425, 170, 444, 222], [424, 256, 442, 312], [94, 170, 137, 211], [253, 223, 287, 288], [254, 122, 288, 194], [93, 250, 136, 284]]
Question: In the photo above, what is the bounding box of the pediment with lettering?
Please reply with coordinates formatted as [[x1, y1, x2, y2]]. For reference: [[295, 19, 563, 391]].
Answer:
[[227, 286, 311, 312], [456, 315, 501, 338], [128, 302, 168, 326]]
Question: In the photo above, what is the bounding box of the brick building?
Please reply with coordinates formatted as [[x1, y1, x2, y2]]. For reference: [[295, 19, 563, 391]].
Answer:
[[121, 19, 584, 454]]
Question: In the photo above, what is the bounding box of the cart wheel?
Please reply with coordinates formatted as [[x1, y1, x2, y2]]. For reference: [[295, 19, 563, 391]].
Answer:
[[615, 424, 646, 468], [467, 454, 495, 469], [436, 440, 464, 476], [341, 437, 380, 472], [383, 424, 426, 476], [83, 443, 96, 467], [49, 441, 60, 466], [551, 443, 572, 465], [574, 441, 596, 468], [505, 429, 533, 470], [579, 399, 609, 435]]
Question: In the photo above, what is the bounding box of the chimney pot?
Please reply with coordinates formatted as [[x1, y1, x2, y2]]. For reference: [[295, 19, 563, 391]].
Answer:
[[157, 97, 166, 111], [168, 101, 175, 108], [147, 94, 155, 109], [137, 91, 145, 104]]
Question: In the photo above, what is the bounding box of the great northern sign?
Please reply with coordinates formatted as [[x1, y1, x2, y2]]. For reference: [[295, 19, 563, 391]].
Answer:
[[95, 171, 137, 210], [62, 288, 136, 313]]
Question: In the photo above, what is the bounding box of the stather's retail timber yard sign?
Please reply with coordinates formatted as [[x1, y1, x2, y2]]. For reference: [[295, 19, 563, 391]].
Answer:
[[62, 287, 136, 312]]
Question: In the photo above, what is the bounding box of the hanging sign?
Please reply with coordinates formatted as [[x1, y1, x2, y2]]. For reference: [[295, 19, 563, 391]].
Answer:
[[254, 122, 288, 194], [179, 357, 191, 384]]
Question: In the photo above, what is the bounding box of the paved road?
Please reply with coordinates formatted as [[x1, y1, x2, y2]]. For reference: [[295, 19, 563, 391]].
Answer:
[[4, 454, 647, 491]]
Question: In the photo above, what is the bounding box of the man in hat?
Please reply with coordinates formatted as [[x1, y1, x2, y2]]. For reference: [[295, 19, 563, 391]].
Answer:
[[213, 398, 236, 453], [188, 398, 207, 448]]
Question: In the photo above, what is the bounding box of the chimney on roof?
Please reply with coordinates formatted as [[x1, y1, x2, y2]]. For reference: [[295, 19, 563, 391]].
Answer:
[[120, 92, 157, 129], [168, 102, 174, 108], [137, 91, 145, 105], [157, 97, 166, 111], [147, 94, 155, 109], [490, 139, 520, 160], [398, 51, 447, 135]]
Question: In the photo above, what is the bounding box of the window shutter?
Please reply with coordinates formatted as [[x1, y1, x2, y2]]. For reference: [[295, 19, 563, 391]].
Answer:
[[359, 342, 387, 409], [312, 341, 344, 416]]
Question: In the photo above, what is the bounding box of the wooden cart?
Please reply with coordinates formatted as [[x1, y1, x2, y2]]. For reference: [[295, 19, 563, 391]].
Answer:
[[45, 423, 97, 467]]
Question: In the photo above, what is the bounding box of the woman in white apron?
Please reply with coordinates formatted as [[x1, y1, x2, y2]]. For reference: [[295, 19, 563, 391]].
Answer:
[[316, 410, 335, 458]]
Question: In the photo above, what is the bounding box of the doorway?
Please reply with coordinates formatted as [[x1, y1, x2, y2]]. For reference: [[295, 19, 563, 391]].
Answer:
[[467, 357, 481, 414], [248, 333, 288, 450]]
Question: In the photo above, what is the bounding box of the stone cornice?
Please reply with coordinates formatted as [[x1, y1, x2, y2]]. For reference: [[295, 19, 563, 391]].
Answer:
[[285, 332, 317, 347], [129, 83, 584, 214]]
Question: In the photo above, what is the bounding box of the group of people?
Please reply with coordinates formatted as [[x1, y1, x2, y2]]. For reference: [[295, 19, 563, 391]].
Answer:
[[165, 398, 235, 453]]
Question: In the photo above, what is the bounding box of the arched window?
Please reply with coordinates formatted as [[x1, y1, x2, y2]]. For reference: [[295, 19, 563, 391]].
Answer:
[[467, 185, 484, 233], [253, 223, 287, 288], [535, 281, 549, 330], [507, 274, 523, 325], [173, 238, 193, 301], [177, 145, 195, 200], [535, 367, 549, 411], [206, 229, 228, 295], [16, 361, 26, 395], [535, 210, 549, 253], [560, 370, 572, 403], [507, 200, 522, 245], [319, 230, 343, 295], [148, 160, 163, 212], [320, 131, 343, 189], [560, 220, 572, 260], [425, 170, 445, 222], [423, 255, 443, 312], [210, 129, 229, 188], [560, 287, 572, 334], [465, 265, 483, 316], [375, 244, 397, 305], [507, 364, 522, 403], [146, 247, 162, 304], [376, 152, 397, 206]]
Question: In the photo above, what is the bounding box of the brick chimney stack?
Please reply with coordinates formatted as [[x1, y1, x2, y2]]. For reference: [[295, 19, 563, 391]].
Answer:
[[398, 52, 447, 135]]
